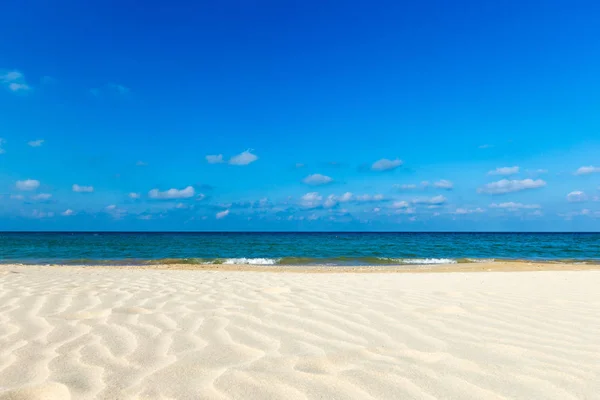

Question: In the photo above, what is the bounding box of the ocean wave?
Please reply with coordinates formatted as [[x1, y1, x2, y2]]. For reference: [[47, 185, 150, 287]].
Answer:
[[379, 258, 458, 265], [222, 258, 280, 265]]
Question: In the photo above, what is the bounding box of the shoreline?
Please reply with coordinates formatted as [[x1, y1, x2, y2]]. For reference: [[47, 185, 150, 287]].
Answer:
[[2, 260, 600, 273]]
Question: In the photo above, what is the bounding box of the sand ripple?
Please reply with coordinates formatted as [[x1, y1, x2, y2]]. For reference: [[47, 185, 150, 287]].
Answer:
[[0, 266, 599, 399]]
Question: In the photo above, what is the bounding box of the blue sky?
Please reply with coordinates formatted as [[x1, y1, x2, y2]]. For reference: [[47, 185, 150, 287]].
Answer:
[[1, 0, 600, 231]]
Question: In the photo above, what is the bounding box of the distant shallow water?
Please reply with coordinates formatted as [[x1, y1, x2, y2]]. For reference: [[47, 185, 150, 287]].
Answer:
[[1, 232, 599, 266]]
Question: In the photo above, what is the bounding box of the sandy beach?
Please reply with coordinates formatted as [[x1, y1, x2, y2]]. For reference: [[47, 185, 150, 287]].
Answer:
[[0, 264, 598, 399]]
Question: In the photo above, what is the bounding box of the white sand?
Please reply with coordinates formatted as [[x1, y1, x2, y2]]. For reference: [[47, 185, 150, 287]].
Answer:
[[0, 265, 599, 399]]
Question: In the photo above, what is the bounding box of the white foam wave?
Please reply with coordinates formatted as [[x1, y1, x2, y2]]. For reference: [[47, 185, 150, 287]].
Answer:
[[223, 258, 279, 265], [380, 258, 457, 265]]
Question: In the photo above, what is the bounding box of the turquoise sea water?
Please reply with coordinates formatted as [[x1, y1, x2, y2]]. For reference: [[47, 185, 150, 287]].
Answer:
[[1, 232, 599, 266]]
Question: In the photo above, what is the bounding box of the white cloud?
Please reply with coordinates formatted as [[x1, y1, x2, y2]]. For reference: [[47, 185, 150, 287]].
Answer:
[[395, 207, 416, 214], [229, 150, 258, 166], [413, 195, 447, 205], [148, 186, 195, 200], [454, 207, 485, 215], [16, 179, 40, 191], [323, 195, 337, 208], [322, 192, 354, 208], [355, 194, 384, 202], [206, 154, 224, 164], [396, 184, 418, 190], [567, 191, 587, 203], [303, 173, 333, 185], [392, 201, 410, 208], [0, 138, 5, 154], [558, 209, 599, 219], [32, 210, 54, 219], [433, 180, 453, 190], [216, 209, 230, 219], [477, 179, 546, 194], [31, 193, 52, 201], [28, 139, 44, 147], [301, 192, 322, 207], [371, 158, 403, 171], [490, 202, 541, 210], [129, 192, 141, 199], [1, 70, 31, 93], [72, 184, 94, 193], [488, 166, 520, 176], [106, 204, 117, 210], [61, 209, 74, 216], [575, 166, 600, 175], [197, 193, 206, 201]]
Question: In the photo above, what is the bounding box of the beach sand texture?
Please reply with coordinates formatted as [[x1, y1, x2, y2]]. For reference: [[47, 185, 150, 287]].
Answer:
[[0, 265, 599, 399]]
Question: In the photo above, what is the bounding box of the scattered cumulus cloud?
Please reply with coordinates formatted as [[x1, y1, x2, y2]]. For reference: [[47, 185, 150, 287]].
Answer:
[[488, 166, 520, 176], [216, 209, 230, 219], [31, 210, 54, 219], [433, 180, 453, 190], [412, 195, 447, 205], [1, 70, 31, 93], [303, 173, 333, 185], [323, 192, 354, 208], [148, 186, 195, 200], [454, 208, 485, 215], [72, 184, 94, 193], [490, 202, 541, 210], [392, 201, 410, 208], [371, 158, 403, 171], [16, 179, 40, 191], [567, 191, 588, 203], [206, 154, 224, 164], [355, 194, 384, 202], [477, 179, 546, 194], [61, 209, 74, 216], [28, 139, 44, 147], [575, 166, 600, 175], [396, 184, 417, 190], [129, 192, 140, 199], [31, 193, 52, 201], [301, 192, 323, 208], [229, 150, 258, 166]]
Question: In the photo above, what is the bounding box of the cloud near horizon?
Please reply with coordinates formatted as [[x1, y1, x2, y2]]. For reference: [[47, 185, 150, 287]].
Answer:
[[148, 186, 195, 200], [477, 179, 546, 194]]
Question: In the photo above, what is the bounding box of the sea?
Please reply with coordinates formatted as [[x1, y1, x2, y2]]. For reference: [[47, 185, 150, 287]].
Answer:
[[1, 232, 599, 266]]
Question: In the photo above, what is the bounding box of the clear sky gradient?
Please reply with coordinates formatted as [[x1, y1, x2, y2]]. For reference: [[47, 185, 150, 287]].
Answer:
[[1, 0, 600, 231]]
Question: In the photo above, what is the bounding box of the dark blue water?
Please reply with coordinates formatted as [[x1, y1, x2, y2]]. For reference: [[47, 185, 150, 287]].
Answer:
[[1, 232, 599, 265]]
